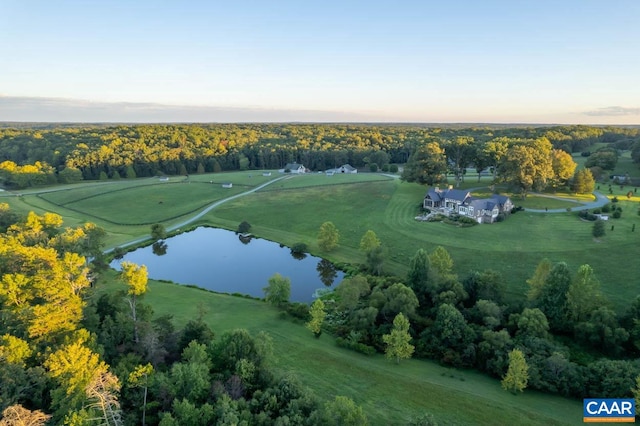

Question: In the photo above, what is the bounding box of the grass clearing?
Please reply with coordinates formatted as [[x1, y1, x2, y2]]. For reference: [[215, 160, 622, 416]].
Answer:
[[96, 273, 583, 426], [3, 173, 638, 307]]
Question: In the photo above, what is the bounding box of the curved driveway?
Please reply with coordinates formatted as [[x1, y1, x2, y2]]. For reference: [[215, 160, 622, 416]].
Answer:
[[524, 191, 609, 213]]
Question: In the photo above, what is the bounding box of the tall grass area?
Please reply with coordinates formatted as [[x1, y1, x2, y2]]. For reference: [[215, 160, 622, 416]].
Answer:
[[97, 273, 583, 426]]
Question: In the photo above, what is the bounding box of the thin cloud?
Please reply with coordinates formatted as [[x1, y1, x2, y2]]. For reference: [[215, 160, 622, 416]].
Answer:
[[0, 96, 378, 123], [583, 106, 640, 117]]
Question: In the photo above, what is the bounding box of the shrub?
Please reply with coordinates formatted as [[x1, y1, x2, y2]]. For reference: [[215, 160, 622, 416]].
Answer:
[[389, 164, 399, 173], [495, 213, 505, 223], [381, 164, 390, 172], [290, 242, 308, 255], [593, 208, 601, 214], [458, 216, 479, 225], [335, 337, 376, 355], [286, 302, 310, 321], [369, 163, 379, 172], [612, 196, 619, 203], [601, 204, 611, 213], [238, 221, 251, 233], [612, 210, 622, 219]]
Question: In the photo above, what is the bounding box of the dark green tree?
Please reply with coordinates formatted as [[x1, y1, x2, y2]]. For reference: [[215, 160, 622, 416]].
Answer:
[[150, 223, 167, 241], [401, 142, 447, 185], [592, 219, 605, 239]]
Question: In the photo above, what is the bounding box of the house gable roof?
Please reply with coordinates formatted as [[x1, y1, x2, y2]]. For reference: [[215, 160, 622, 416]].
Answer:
[[283, 163, 304, 170]]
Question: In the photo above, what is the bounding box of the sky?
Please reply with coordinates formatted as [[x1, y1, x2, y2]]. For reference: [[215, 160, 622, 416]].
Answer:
[[1, 0, 639, 124]]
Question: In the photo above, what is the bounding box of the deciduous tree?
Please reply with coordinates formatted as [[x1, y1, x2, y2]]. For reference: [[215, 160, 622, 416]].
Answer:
[[500, 138, 554, 197], [382, 313, 415, 364], [401, 142, 447, 185], [359, 230, 381, 253], [572, 169, 595, 194], [263, 273, 291, 307], [120, 261, 148, 344], [317, 221, 339, 252], [501, 349, 529, 393], [306, 299, 326, 337]]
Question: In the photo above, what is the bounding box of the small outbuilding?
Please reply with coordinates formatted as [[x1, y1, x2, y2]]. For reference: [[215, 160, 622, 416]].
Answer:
[[222, 183, 233, 188], [279, 163, 306, 174]]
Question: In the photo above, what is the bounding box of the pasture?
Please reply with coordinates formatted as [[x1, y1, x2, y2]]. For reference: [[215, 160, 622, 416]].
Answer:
[[97, 272, 584, 426], [1, 170, 639, 308]]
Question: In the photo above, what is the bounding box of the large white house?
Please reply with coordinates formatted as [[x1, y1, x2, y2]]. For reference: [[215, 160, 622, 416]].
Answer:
[[423, 187, 513, 224]]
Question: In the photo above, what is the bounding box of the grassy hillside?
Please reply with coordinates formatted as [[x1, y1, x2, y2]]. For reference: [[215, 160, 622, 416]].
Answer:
[[210, 177, 639, 307], [3, 170, 638, 308], [97, 273, 584, 426]]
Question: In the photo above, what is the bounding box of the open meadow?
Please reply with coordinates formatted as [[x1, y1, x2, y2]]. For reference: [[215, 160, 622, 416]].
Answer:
[[2, 169, 638, 308], [96, 271, 584, 426]]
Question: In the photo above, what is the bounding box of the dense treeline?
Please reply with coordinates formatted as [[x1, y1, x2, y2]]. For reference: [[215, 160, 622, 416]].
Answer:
[[0, 124, 638, 188], [0, 205, 369, 425], [312, 245, 640, 400]]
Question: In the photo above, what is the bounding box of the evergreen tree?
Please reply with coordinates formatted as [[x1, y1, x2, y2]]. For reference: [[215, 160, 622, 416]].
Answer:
[[592, 219, 605, 239]]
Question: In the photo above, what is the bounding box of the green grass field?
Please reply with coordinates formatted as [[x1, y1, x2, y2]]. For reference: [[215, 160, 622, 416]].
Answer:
[[3, 168, 637, 424], [2, 170, 638, 307], [96, 273, 584, 426], [209, 179, 640, 307]]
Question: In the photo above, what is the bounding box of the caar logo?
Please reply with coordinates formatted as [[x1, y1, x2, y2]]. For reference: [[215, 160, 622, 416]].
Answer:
[[583, 398, 635, 423]]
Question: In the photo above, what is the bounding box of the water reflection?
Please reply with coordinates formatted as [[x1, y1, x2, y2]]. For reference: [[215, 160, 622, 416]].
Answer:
[[317, 259, 337, 287], [111, 227, 344, 303], [152, 241, 168, 256], [290, 250, 307, 260], [238, 234, 252, 245]]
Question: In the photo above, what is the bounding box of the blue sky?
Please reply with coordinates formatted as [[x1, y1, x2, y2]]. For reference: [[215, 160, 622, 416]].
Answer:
[[1, 0, 639, 123]]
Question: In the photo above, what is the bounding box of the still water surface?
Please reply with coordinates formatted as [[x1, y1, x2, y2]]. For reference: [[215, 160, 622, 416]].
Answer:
[[110, 227, 344, 303]]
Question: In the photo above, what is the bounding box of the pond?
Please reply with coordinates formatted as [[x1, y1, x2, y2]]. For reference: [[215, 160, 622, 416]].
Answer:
[[110, 227, 344, 303]]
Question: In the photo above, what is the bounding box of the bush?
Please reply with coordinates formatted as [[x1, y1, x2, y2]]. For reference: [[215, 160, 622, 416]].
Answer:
[[381, 164, 390, 172], [511, 206, 524, 214], [290, 242, 308, 255], [389, 164, 399, 173], [286, 302, 310, 321], [335, 337, 376, 355], [601, 204, 611, 213], [369, 163, 379, 172], [612, 196, 619, 203], [592, 208, 601, 214], [458, 216, 479, 225], [495, 213, 505, 223], [612, 210, 622, 219], [238, 221, 251, 233]]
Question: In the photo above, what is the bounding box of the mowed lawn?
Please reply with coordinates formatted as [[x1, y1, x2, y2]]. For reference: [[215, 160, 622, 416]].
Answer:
[[2, 171, 638, 307], [42, 182, 247, 225], [210, 179, 640, 308], [97, 274, 584, 426]]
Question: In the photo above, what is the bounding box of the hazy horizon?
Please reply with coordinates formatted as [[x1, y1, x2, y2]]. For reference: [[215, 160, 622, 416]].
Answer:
[[2, 1, 639, 124]]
